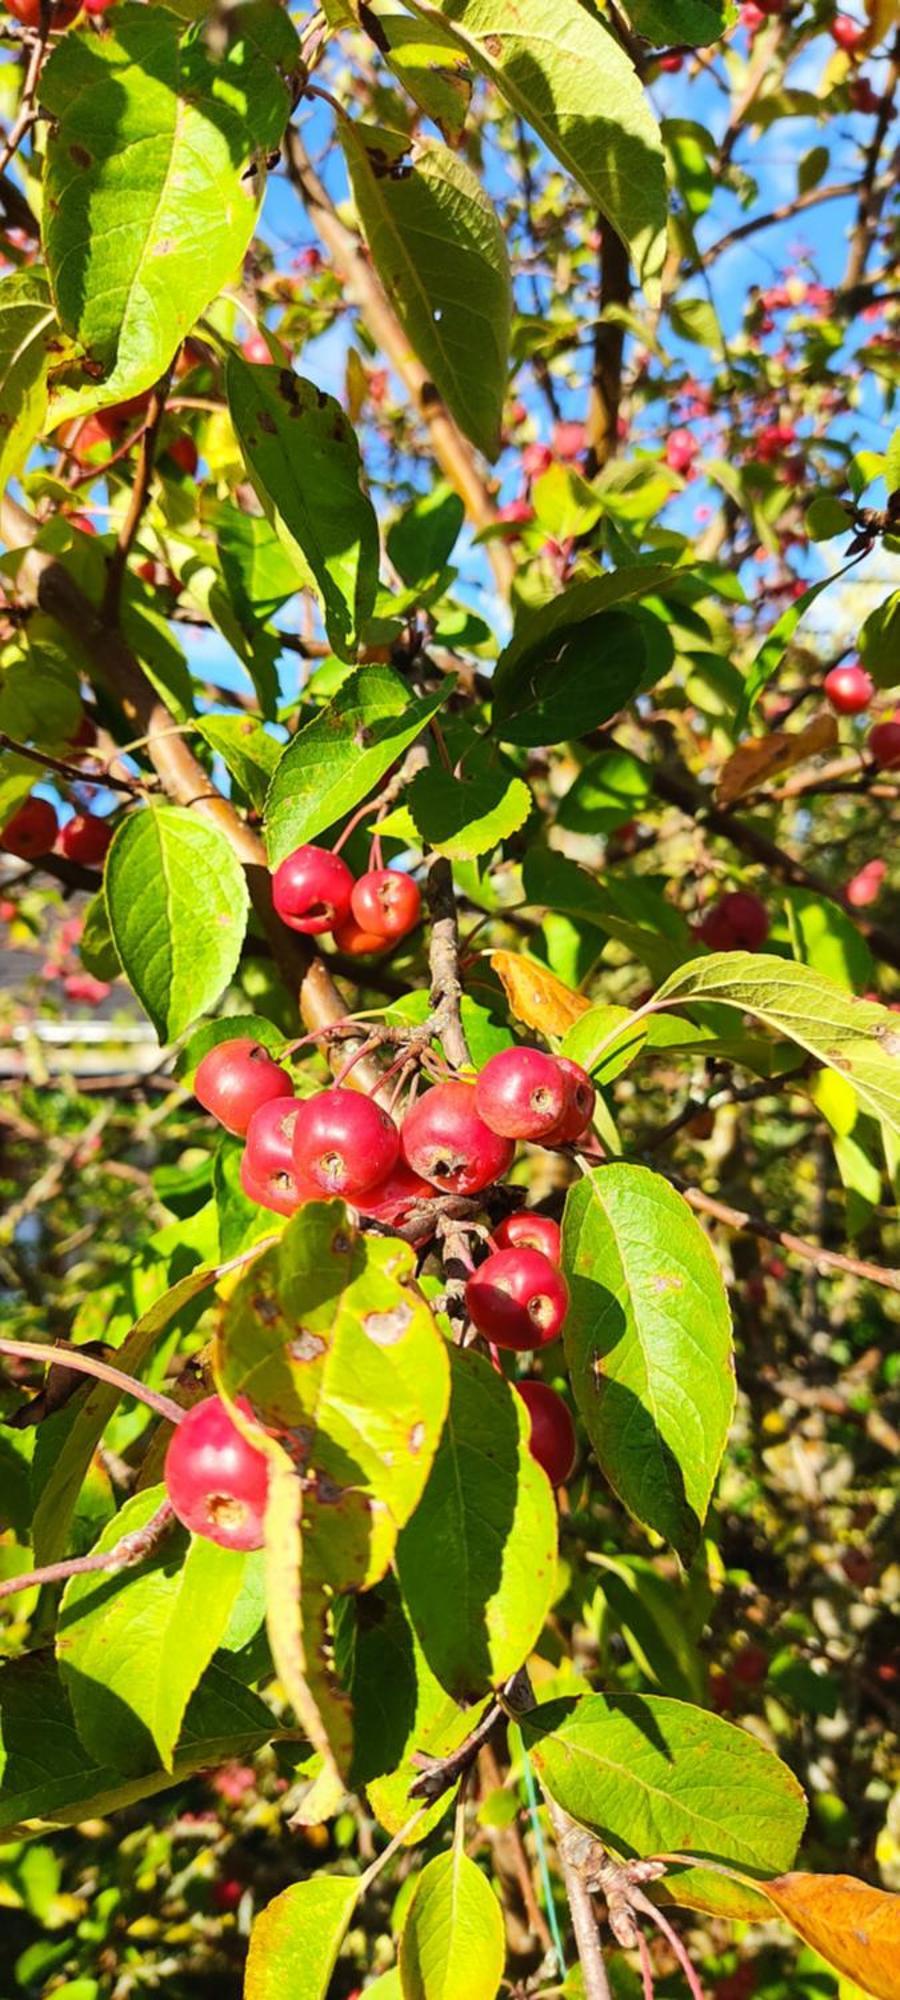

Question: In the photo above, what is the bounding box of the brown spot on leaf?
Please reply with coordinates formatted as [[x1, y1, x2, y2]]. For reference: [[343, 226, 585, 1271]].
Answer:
[[252, 1290, 281, 1325], [364, 1303, 412, 1346], [69, 144, 92, 170], [483, 33, 503, 55], [258, 410, 277, 435]]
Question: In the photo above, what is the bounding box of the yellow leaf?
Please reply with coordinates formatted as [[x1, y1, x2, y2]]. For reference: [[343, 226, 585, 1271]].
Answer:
[[716, 713, 837, 806], [490, 950, 592, 1037], [261, 1448, 343, 1789], [763, 1872, 900, 2000], [865, 0, 899, 42]]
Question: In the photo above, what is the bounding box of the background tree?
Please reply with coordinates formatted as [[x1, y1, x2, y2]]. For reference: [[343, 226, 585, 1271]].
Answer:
[[0, 0, 898, 1996]]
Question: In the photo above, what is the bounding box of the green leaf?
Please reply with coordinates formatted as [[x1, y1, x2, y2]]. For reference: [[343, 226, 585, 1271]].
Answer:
[[225, 349, 378, 662], [218, 1203, 450, 1592], [343, 126, 511, 460], [734, 565, 855, 732], [562, 1166, 734, 1563], [495, 610, 659, 747], [57, 1488, 248, 1773], [244, 1876, 360, 2000], [806, 494, 854, 542], [396, 1346, 558, 1700], [197, 715, 283, 813], [798, 142, 829, 195], [0, 1651, 282, 1840], [105, 806, 249, 1042], [264, 665, 446, 865], [79, 890, 121, 984], [32, 1265, 215, 1567], [625, 0, 733, 43], [400, 1847, 506, 2000], [364, 3, 473, 142], [0, 749, 40, 834], [491, 565, 676, 728], [337, 1577, 474, 1839], [43, 3, 298, 418], [522, 1692, 806, 1885], [0, 272, 70, 491], [779, 886, 874, 994], [406, 752, 532, 859], [591, 1556, 706, 1703], [652, 953, 900, 1139], [557, 750, 651, 834], [404, 0, 667, 300], [387, 483, 465, 586], [859, 592, 900, 688]]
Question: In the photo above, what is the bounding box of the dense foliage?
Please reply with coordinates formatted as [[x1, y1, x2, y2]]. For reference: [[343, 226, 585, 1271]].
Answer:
[[0, 0, 898, 1995]]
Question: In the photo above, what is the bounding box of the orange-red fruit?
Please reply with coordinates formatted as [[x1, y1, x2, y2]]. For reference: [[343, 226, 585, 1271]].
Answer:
[[1, 796, 58, 860], [291, 1087, 399, 1198], [241, 1098, 309, 1215], [272, 845, 354, 935], [401, 1081, 515, 1196], [466, 1247, 569, 1350], [868, 720, 900, 769], [475, 1046, 569, 1141], [492, 1211, 561, 1264], [164, 1396, 269, 1551], [350, 867, 421, 941], [356, 1160, 434, 1226], [824, 662, 874, 715], [59, 812, 113, 866], [331, 912, 388, 957], [516, 1380, 577, 1484], [195, 1036, 293, 1137]]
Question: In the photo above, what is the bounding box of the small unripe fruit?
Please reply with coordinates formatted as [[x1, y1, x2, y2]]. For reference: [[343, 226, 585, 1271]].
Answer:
[[401, 1082, 515, 1195], [516, 1380, 577, 1484], [59, 812, 113, 866], [868, 720, 900, 769], [1, 796, 58, 860], [350, 868, 422, 941], [475, 1046, 569, 1140], [164, 1396, 269, 1551], [272, 845, 354, 935], [545, 1056, 595, 1144], [291, 1087, 399, 1198], [466, 1247, 569, 1349], [824, 662, 873, 715], [492, 1212, 561, 1264], [195, 1036, 293, 1137], [242, 1098, 308, 1215]]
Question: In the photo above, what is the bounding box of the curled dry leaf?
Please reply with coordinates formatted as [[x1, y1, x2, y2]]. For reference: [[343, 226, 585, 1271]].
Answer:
[[490, 950, 592, 1038], [763, 1872, 900, 2000], [715, 712, 838, 807]]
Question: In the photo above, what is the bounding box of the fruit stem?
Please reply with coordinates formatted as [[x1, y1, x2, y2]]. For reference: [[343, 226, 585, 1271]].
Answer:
[[0, 1498, 175, 1605], [0, 1337, 186, 1427]]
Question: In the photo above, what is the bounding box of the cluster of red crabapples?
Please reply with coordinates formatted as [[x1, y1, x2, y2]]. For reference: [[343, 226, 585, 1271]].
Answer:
[[189, 1027, 594, 1523], [271, 839, 422, 958]]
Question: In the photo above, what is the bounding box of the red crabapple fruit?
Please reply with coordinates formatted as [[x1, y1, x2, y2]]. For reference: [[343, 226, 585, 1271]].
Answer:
[[164, 1396, 269, 1551], [516, 1380, 577, 1484], [195, 1037, 293, 1137], [401, 1082, 515, 1195], [272, 845, 354, 935], [291, 1087, 399, 1198], [465, 1247, 569, 1350]]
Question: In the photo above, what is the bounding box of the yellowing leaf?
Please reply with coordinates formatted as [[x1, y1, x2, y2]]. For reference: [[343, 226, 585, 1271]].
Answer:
[[763, 1873, 900, 2000], [715, 712, 837, 806], [261, 1448, 342, 1787], [490, 951, 591, 1037]]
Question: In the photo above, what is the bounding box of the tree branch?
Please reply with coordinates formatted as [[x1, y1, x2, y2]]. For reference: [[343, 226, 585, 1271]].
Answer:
[[842, 32, 900, 295], [426, 853, 471, 1071], [102, 367, 172, 619], [0, 1335, 186, 1425], [547, 1800, 613, 2000], [669, 1176, 900, 1294], [0, 1497, 174, 1605], [585, 220, 631, 475]]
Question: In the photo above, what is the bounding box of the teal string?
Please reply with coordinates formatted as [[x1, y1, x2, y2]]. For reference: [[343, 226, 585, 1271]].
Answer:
[[521, 1739, 566, 1979]]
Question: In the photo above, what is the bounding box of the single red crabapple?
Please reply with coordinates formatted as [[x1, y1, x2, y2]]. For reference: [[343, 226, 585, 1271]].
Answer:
[[331, 912, 387, 957], [665, 428, 699, 475], [658, 52, 684, 71], [496, 499, 535, 528], [521, 442, 553, 480], [846, 859, 885, 908], [551, 420, 586, 460], [68, 512, 97, 535], [475, 1046, 569, 1140], [492, 1211, 562, 1264], [849, 75, 882, 113], [63, 972, 110, 1005], [868, 720, 900, 769], [545, 1056, 596, 1144], [740, 2, 766, 28], [350, 868, 422, 941], [69, 713, 98, 754], [59, 813, 113, 866], [195, 1036, 293, 1137], [356, 1160, 435, 1226], [242, 330, 274, 365], [291, 1087, 399, 1198], [242, 1098, 309, 1215], [166, 434, 199, 477], [824, 662, 873, 715], [164, 1396, 270, 1551], [1, 796, 59, 860], [698, 890, 769, 952], [831, 13, 866, 54], [272, 845, 354, 935], [516, 1380, 577, 1485], [401, 1082, 515, 1195], [213, 1880, 244, 1913], [466, 1247, 569, 1349], [732, 1643, 769, 1686], [5, 0, 81, 21]]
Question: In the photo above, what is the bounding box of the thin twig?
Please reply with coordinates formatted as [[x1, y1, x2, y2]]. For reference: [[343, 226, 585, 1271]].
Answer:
[[0, 729, 148, 795], [668, 1176, 900, 1293], [0, 1336, 186, 1425], [0, 1498, 175, 1605], [426, 854, 471, 1071], [547, 1800, 613, 2000], [102, 368, 173, 620]]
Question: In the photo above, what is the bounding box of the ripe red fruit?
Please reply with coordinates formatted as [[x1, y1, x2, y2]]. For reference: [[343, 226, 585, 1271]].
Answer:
[[868, 720, 900, 769], [496, 499, 535, 528], [698, 890, 769, 952], [350, 868, 422, 941], [356, 1160, 434, 1225], [242, 330, 274, 365], [69, 712, 98, 754], [401, 1082, 515, 1195], [195, 1036, 293, 1138], [831, 13, 865, 53], [545, 1056, 595, 1144], [1, 796, 58, 860], [291, 1087, 399, 1198], [658, 52, 684, 71], [166, 434, 198, 477], [665, 428, 699, 475], [164, 1396, 269, 1551], [59, 813, 113, 866], [732, 1643, 768, 1686], [5, 0, 81, 21], [552, 420, 586, 460], [242, 1099, 309, 1216], [824, 662, 873, 715], [475, 1046, 569, 1141], [846, 858, 885, 908], [516, 1380, 577, 1485], [331, 912, 387, 957], [849, 75, 882, 113], [492, 1212, 561, 1264], [466, 1247, 569, 1349], [68, 512, 97, 535], [272, 845, 354, 935], [521, 442, 553, 480], [740, 1, 766, 25]]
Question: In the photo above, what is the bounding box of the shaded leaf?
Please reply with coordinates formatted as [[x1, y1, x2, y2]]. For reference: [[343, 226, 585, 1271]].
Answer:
[[562, 1166, 734, 1563], [406, 755, 531, 859], [105, 806, 249, 1042], [260, 1445, 345, 1782], [197, 716, 282, 814], [366, 3, 473, 141], [264, 665, 445, 866], [734, 565, 856, 732], [337, 1578, 474, 1839], [491, 566, 675, 735], [0, 272, 71, 491], [625, 0, 733, 43], [400, 1847, 506, 2000], [244, 1876, 360, 2000]]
